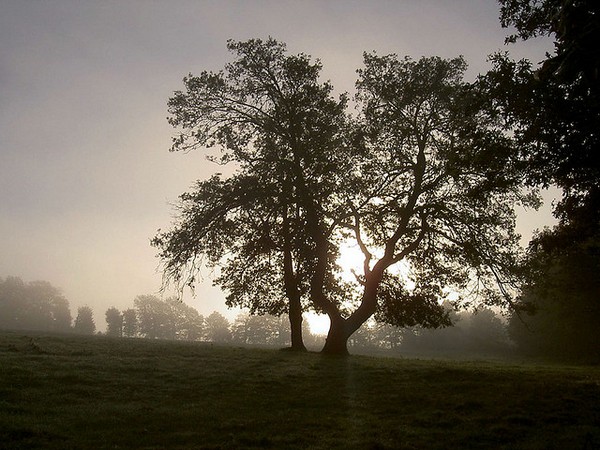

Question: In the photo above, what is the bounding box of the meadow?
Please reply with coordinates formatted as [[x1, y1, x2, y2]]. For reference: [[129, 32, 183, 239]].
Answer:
[[1, 330, 599, 449]]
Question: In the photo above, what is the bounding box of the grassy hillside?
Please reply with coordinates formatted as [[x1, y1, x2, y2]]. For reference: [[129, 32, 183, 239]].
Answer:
[[1, 331, 599, 449]]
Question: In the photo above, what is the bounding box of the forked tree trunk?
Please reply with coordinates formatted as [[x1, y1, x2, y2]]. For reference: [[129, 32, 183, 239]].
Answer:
[[321, 270, 383, 355], [321, 317, 350, 355]]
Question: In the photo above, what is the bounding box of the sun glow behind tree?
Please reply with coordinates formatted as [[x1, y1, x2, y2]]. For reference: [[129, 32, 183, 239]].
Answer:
[[336, 240, 415, 287]]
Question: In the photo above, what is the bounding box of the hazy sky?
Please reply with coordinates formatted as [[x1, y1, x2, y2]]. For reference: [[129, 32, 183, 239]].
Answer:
[[0, 0, 555, 328]]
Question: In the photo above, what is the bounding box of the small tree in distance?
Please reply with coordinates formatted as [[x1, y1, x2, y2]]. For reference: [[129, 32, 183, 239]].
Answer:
[[105, 307, 123, 337], [204, 311, 232, 343], [73, 306, 96, 335], [122, 308, 138, 338], [133, 295, 204, 340]]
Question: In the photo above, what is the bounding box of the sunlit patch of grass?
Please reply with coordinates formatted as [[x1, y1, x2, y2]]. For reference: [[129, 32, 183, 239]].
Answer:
[[1, 330, 599, 449]]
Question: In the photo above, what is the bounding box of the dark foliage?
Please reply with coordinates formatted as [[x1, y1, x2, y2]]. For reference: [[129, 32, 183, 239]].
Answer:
[[508, 193, 600, 361], [493, 0, 600, 211], [491, 0, 600, 361]]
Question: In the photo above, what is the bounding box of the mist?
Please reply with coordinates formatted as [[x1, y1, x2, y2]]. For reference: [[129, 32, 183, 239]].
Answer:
[[3, 1, 599, 448], [0, 1, 554, 327]]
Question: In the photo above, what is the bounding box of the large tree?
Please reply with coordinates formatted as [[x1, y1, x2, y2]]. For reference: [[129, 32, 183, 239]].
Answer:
[[488, 0, 600, 359], [155, 39, 533, 355], [311, 54, 534, 354], [153, 38, 353, 351]]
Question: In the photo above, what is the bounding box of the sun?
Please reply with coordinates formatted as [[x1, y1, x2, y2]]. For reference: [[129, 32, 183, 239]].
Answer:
[[305, 312, 330, 336], [336, 241, 371, 282], [303, 243, 364, 336], [337, 240, 415, 285], [304, 242, 371, 336], [304, 240, 415, 336]]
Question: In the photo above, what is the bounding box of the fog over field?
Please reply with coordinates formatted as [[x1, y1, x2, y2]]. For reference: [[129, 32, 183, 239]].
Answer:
[[0, 0, 554, 327]]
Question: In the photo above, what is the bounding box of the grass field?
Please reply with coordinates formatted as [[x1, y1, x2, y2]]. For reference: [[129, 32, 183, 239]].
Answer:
[[1, 331, 599, 449]]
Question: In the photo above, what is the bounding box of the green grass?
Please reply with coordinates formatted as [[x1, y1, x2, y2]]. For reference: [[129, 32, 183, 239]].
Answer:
[[1, 331, 599, 449]]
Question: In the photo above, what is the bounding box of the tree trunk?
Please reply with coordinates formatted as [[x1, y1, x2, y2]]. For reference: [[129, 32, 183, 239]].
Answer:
[[288, 292, 307, 352], [321, 317, 350, 355], [321, 270, 383, 355], [282, 213, 307, 352]]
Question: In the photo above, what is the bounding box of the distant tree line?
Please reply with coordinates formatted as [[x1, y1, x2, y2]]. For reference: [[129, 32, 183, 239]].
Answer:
[[102, 295, 515, 357], [1, 272, 594, 361], [102, 294, 324, 348], [0, 276, 96, 335], [348, 305, 511, 358], [0, 278, 325, 347]]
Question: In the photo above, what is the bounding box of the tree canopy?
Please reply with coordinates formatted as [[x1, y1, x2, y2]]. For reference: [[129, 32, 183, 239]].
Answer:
[[490, 0, 599, 214], [313, 53, 534, 353]]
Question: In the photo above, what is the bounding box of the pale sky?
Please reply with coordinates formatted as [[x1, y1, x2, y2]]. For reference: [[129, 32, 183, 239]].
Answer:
[[0, 0, 555, 330]]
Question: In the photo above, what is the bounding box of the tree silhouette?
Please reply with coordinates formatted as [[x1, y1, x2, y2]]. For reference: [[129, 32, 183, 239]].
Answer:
[[204, 311, 231, 343], [489, 0, 599, 218], [105, 307, 123, 337], [314, 54, 533, 353], [486, 0, 600, 360], [122, 308, 138, 338], [155, 39, 534, 355], [153, 38, 352, 351], [0, 277, 72, 332], [73, 306, 96, 335]]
